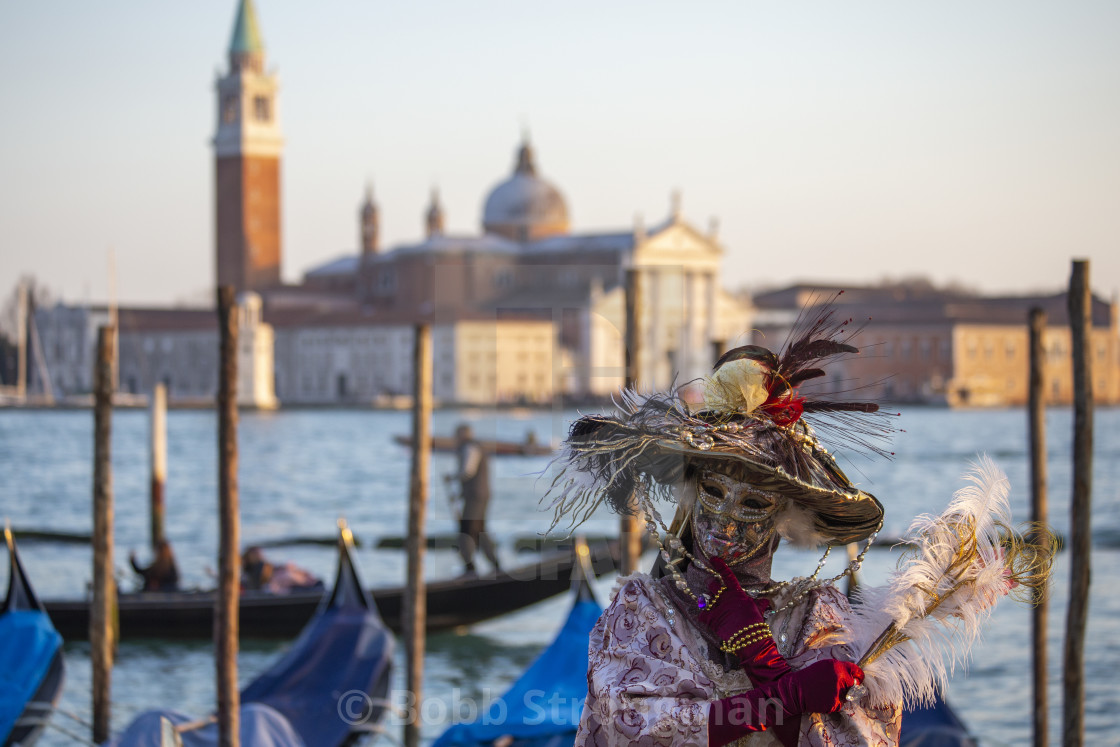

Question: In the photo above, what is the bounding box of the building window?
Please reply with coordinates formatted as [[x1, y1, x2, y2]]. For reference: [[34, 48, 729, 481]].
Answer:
[[222, 95, 239, 124], [920, 339, 931, 360], [1006, 341, 1016, 359], [253, 96, 270, 122]]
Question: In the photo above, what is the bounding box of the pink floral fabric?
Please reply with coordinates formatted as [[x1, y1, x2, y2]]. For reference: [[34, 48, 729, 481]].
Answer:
[[576, 574, 900, 747]]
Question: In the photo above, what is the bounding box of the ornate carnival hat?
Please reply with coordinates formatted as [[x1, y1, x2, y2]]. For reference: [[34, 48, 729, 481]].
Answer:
[[546, 304, 890, 546]]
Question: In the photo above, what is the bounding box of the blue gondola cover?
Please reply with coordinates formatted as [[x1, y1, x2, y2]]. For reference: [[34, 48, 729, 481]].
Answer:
[[107, 526, 392, 747], [0, 611, 63, 743], [109, 704, 305, 747], [1, 527, 65, 747], [900, 692, 978, 747], [435, 593, 604, 747]]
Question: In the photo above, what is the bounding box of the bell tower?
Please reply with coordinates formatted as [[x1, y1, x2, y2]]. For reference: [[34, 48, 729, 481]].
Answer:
[[426, 187, 445, 237], [213, 0, 283, 293], [360, 183, 379, 255]]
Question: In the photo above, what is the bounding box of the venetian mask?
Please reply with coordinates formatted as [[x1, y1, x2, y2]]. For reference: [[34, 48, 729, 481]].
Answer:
[[691, 464, 784, 565]]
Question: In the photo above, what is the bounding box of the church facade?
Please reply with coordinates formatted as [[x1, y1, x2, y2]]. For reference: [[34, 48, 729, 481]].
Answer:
[[299, 139, 752, 401]]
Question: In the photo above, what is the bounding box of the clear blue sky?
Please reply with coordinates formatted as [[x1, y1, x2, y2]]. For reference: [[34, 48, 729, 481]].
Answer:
[[1, 1, 1118, 306]]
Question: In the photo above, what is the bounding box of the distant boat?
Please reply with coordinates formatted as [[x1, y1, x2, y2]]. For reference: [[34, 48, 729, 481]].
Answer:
[[0, 524, 65, 747], [393, 433, 555, 456], [108, 524, 393, 747], [44, 540, 621, 641], [433, 539, 603, 747]]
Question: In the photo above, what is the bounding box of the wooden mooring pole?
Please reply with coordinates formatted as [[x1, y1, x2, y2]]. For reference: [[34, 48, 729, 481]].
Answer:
[[150, 382, 167, 550], [216, 287, 241, 747], [620, 267, 643, 576], [91, 325, 116, 744], [403, 323, 432, 747], [1028, 307, 1049, 747], [16, 279, 27, 400], [1063, 260, 1093, 747]]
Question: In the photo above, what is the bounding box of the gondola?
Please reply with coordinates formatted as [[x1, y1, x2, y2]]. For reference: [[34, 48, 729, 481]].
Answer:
[[44, 539, 621, 641], [1, 524, 65, 747], [433, 538, 603, 747], [108, 522, 393, 747]]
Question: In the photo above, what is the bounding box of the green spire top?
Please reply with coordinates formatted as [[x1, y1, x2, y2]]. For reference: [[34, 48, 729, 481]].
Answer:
[[228, 0, 264, 58]]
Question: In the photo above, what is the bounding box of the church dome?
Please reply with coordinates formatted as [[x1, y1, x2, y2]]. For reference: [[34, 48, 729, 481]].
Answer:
[[482, 141, 570, 242]]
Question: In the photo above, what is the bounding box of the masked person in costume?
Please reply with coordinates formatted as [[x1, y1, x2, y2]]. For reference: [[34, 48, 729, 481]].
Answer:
[[546, 317, 902, 746]]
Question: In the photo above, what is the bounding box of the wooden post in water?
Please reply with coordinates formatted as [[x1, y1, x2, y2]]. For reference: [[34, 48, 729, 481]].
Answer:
[[1028, 307, 1049, 747], [1063, 260, 1093, 747], [16, 280, 27, 400], [216, 287, 241, 747], [91, 325, 116, 744], [620, 267, 643, 576], [150, 382, 167, 550], [403, 324, 432, 747]]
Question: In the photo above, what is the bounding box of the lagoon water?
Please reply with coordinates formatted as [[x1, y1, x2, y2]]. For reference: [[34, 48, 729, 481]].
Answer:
[[2, 406, 1118, 746]]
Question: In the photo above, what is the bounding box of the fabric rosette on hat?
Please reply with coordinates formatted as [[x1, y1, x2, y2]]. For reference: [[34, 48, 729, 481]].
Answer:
[[545, 309, 892, 547]]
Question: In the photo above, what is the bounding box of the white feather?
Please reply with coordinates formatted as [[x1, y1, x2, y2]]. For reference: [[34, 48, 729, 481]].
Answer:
[[845, 456, 1018, 707]]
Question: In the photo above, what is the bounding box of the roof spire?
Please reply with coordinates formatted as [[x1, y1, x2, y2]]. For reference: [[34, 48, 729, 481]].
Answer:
[[670, 189, 682, 222], [515, 132, 536, 177], [228, 0, 265, 72], [426, 186, 446, 237]]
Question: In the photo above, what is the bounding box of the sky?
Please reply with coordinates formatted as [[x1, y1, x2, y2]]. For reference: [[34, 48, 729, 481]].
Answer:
[[1, 1, 1118, 307]]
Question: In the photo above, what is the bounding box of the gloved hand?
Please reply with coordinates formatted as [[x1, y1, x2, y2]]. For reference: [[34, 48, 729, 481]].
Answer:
[[697, 557, 791, 686], [708, 659, 864, 747]]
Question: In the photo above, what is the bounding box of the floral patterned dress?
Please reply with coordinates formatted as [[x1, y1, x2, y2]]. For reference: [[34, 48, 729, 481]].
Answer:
[[577, 574, 900, 747]]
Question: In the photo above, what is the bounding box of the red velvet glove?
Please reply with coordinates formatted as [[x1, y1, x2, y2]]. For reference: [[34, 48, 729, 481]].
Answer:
[[708, 659, 864, 747], [697, 557, 791, 686]]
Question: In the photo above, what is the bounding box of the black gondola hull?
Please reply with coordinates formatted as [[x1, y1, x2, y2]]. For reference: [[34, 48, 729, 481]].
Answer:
[[44, 542, 620, 641]]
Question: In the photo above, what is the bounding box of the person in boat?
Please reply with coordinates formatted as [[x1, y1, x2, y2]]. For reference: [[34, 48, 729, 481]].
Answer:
[[447, 422, 501, 575], [241, 546, 323, 594], [546, 336, 901, 746], [129, 539, 180, 592]]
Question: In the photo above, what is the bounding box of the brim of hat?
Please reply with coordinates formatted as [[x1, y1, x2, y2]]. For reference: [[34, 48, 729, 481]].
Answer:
[[653, 439, 884, 546]]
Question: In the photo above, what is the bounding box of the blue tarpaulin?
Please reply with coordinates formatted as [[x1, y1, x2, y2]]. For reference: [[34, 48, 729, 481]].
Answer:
[[0, 610, 63, 743], [107, 530, 392, 747], [109, 704, 305, 747], [434, 593, 603, 747]]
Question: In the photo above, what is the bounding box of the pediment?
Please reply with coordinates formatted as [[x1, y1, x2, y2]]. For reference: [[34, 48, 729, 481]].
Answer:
[[633, 220, 722, 269]]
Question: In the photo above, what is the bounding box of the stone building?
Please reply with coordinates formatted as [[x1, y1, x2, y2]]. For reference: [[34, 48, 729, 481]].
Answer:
[[753, 283, 1120, 407], [269, 311, 559, 406], [33, 293, 278, 408]]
